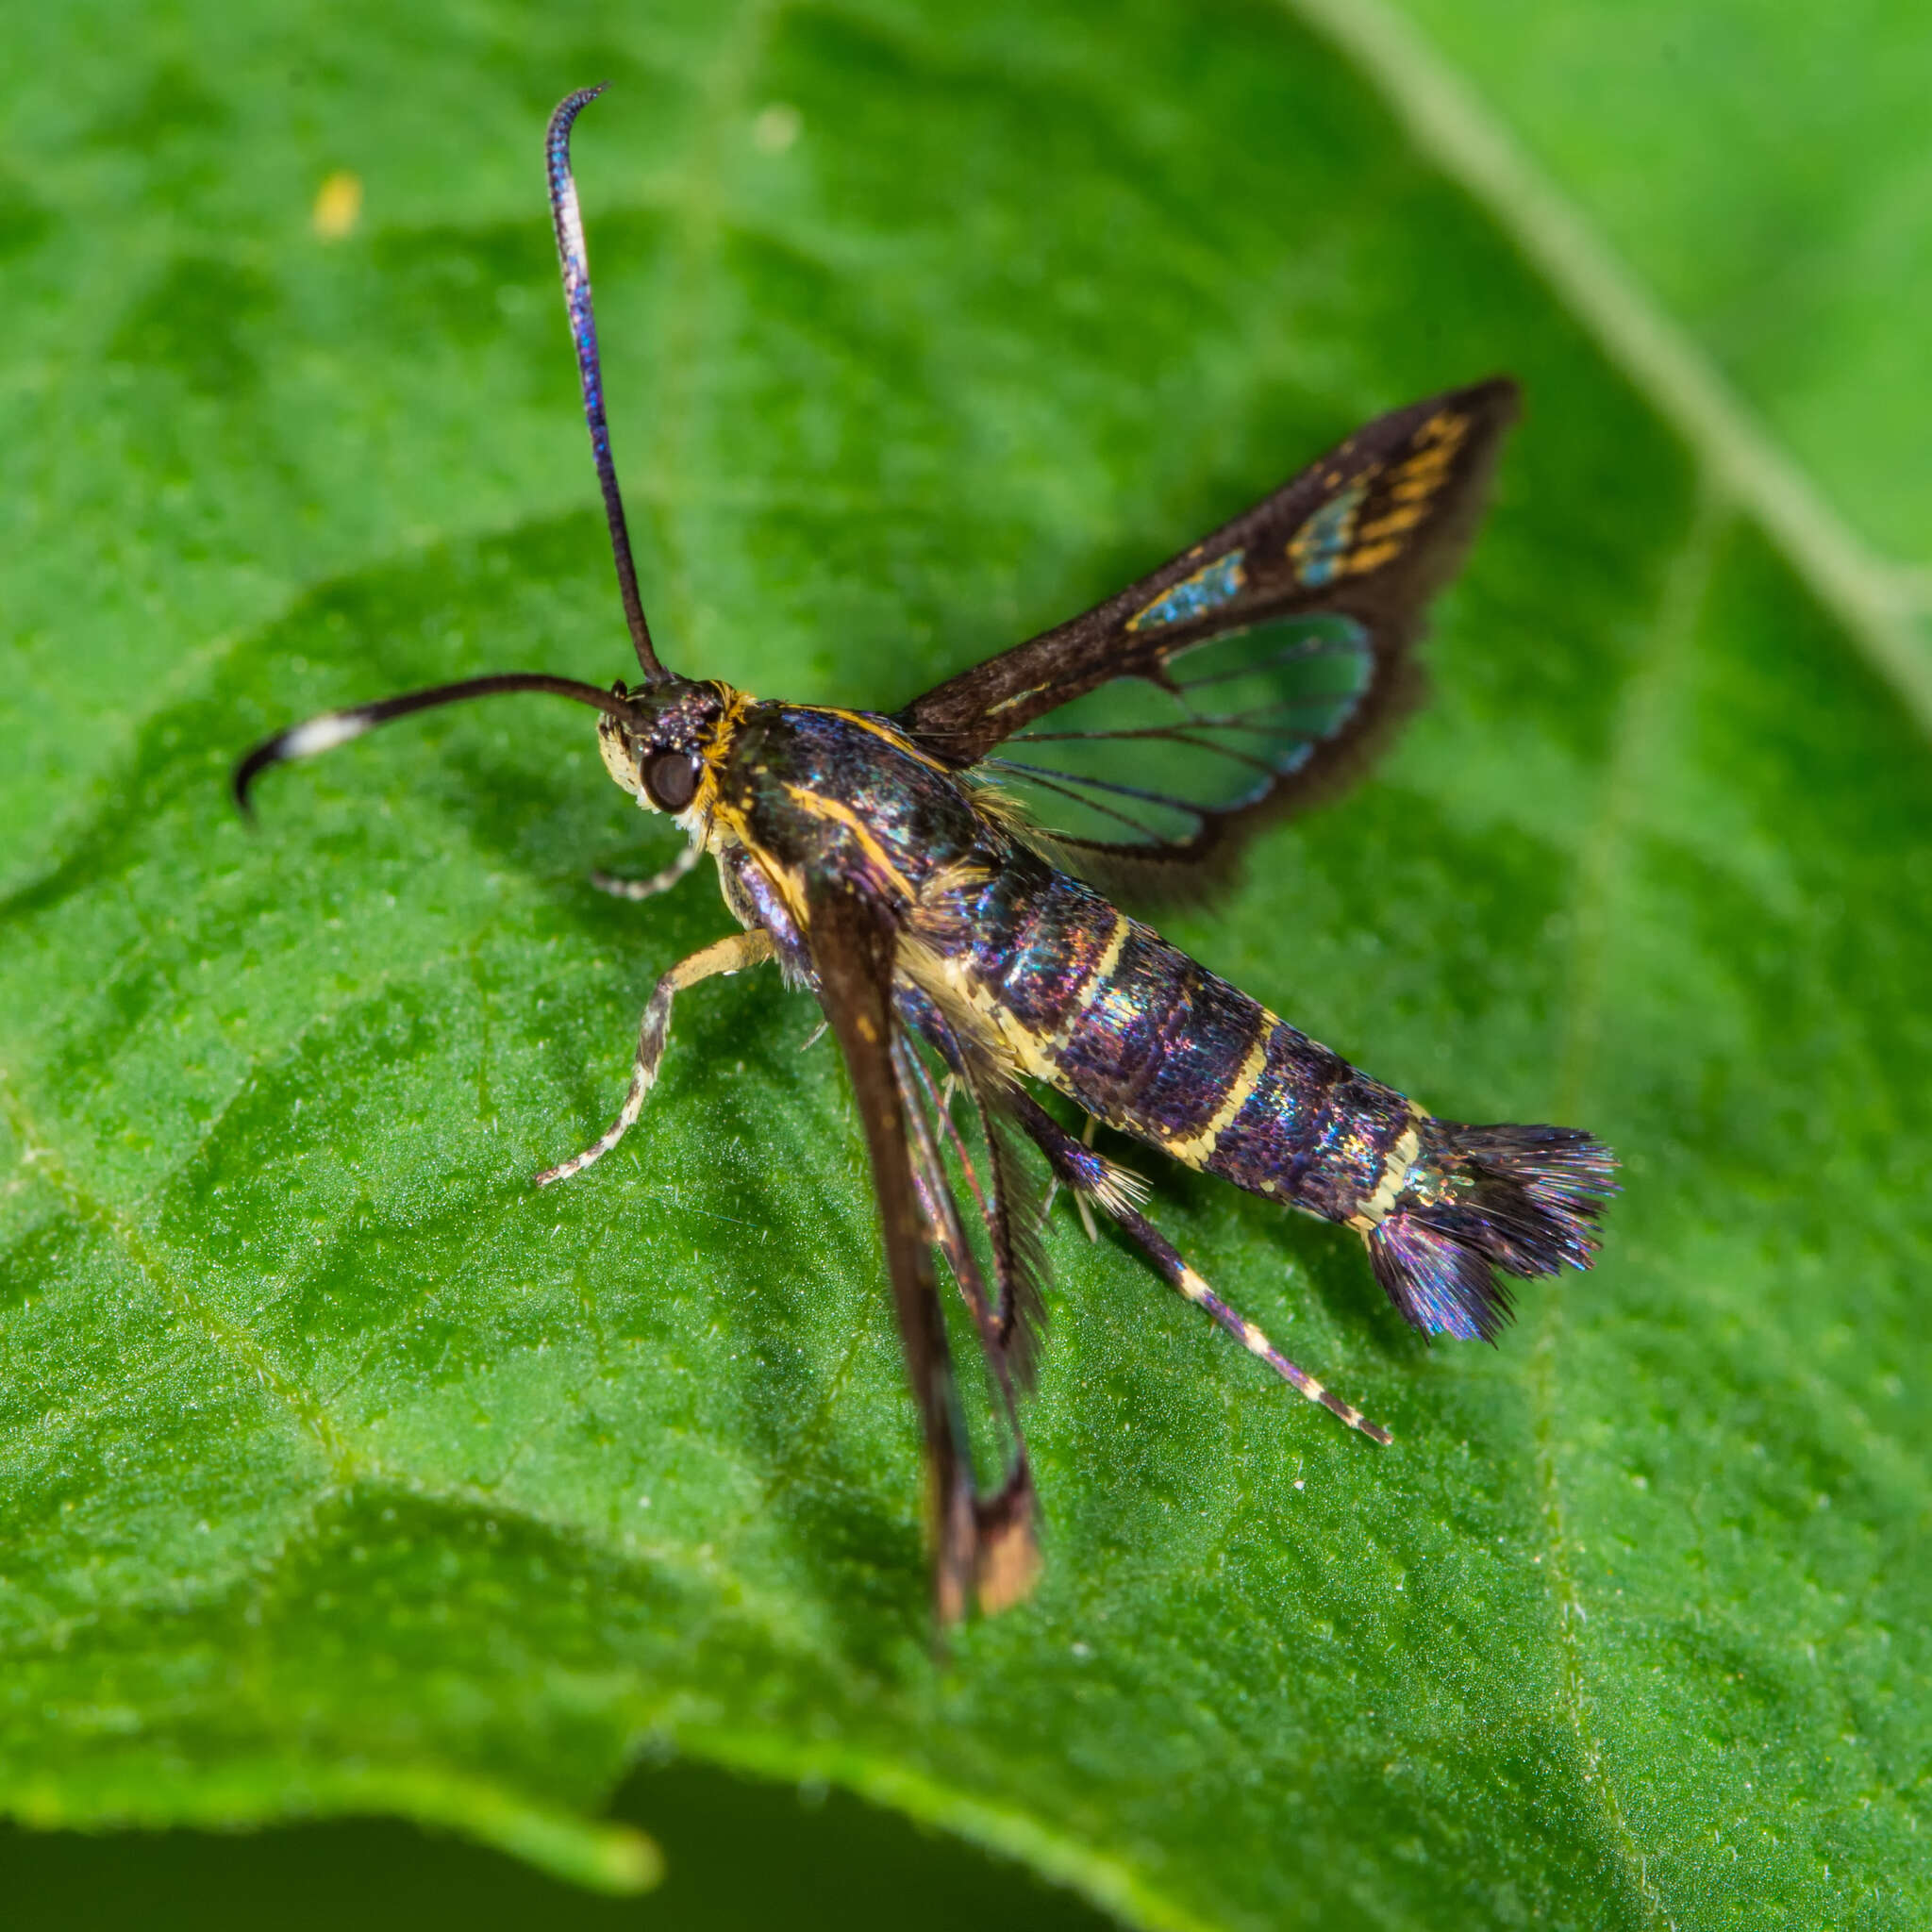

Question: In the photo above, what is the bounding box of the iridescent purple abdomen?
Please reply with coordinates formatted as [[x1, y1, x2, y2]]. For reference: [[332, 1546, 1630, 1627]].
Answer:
[[964, 856, 1412, 1227]]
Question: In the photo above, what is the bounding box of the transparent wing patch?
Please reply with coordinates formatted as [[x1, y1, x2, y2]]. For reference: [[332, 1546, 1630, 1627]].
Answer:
[[979, 614, 1373, 849]]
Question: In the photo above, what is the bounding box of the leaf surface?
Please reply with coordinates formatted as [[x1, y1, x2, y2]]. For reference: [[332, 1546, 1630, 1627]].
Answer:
[[1, 3, 1926, 1926], [1386, 0, 1932, 566]]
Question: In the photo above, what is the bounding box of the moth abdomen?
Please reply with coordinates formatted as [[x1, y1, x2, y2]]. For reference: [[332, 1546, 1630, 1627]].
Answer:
[[1357, 1118, 1618, 1342], [995, 884, 1616, 1343]]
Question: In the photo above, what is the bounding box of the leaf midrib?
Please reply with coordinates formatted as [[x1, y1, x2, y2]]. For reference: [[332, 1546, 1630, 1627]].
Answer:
[[1285, 0, 1932, 731]]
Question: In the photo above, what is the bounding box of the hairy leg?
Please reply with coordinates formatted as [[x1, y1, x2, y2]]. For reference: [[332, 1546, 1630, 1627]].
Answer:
[[589, 840, 703, 901], [1008, 1091, 1390, 1444], [535, 928, 774, 1187]]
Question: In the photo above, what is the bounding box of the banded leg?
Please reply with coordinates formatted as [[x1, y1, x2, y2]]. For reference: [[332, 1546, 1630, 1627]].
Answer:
[[590, 839, 703, 901], [1009, 1091, 1391, 1445], [898, 1048, 998, 1339], [535, 929, 774, 1187], [1037, 1114, 1103, 1243], [898, 1041, 1039, 1409], [899, 999, 1046, 1375], [1074, 1115, 1101, 1244]]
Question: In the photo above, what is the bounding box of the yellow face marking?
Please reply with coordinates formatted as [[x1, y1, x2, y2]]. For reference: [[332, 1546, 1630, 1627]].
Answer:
[[1163, 1027, 1268, 1168], [602, 680, 753, 851], [686, 681, 755, 837]]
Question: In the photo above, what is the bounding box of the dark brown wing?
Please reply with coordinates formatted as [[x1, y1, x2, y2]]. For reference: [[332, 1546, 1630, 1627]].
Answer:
[[893, 1036, 1040, 1615], [895, 378, 1518, 891], [893, 986, 1048, 1387], [807, 879, 1038, 1621]]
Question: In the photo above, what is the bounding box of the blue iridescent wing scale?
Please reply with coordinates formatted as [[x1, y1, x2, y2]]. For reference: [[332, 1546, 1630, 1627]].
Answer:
[[894, 378, 1518, 891]]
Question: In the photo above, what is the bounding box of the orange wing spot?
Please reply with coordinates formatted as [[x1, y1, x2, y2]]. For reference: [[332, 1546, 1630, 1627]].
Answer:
[[1415, 410, 1472, 449], [1341, 540, 1404, 575], [1356, 504, 1429, 543], [1387, 457, 1457, 506], [1396, 446, 1456, 484]]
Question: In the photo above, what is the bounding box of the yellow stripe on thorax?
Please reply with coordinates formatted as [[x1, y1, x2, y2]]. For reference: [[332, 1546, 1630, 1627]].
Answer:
[[778, 783, 918, 903], [676, 682, 754, 851], [810, 707, 953, 774]]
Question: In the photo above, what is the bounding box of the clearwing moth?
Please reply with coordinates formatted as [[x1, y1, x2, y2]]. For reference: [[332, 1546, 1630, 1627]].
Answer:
[[237, 90, 1617, 1624]]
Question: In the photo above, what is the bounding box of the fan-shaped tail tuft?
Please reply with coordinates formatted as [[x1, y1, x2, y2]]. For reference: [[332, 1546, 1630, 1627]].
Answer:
[[1364, 1120, 1617, 1341]]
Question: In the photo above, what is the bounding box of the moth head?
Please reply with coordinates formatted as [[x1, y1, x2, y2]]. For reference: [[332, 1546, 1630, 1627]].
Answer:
[[596, 679, 727, 818]]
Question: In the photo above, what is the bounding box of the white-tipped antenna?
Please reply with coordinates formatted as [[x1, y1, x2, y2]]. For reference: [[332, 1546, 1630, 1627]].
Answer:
[[232, 673, 639, 816], [546, 87, 668, 684]]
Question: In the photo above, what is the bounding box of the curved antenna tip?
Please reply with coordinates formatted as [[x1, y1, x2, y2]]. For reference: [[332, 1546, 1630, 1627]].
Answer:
[[230, 674, 639, 821], [546, 85, 671, 685], [547, 83, 608, 142]]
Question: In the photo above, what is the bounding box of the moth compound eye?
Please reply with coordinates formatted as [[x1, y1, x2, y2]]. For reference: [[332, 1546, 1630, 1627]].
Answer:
[[643, 750, 701, 812]]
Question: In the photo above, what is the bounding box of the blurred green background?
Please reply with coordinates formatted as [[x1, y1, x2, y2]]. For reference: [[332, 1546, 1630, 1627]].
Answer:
[[2, 2, 1927, 1928]]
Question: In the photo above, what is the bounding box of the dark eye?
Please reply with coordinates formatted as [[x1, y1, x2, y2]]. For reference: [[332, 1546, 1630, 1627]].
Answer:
[[642, 750, 701, 812]]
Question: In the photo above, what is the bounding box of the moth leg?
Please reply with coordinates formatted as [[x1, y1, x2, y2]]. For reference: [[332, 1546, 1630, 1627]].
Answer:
[[1102, 1197, 1391, 1445], [897, 1056, 1039, 1614], [1074, 1114, 1101, 1244], [534, 928, 775, 1187], [1039, 1115, 1102, 1241], [590, 839, 703, 901], [896, 1051, 1004, 1383], [1008, 1091, 1391, 1445], [898, 1048, 999, 1346]]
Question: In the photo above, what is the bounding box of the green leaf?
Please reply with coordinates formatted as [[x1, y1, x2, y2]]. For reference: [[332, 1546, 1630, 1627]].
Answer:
[[1377, 0, 1932, 569], [2, 3, 1926, 1928]]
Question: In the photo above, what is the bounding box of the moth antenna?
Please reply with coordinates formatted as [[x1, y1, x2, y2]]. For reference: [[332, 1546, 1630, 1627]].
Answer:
[[546, 86, 668, 684], [232, 672, 637, 816]]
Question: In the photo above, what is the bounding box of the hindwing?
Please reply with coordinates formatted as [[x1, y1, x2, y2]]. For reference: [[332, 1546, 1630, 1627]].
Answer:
[[895, 378, 1518, 890]]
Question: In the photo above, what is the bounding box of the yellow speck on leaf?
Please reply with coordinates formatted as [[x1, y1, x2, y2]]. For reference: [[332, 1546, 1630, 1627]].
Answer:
[[753, 104, 802, 154], [312, 171, 363, 241]]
